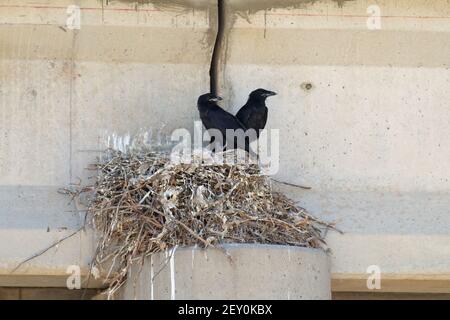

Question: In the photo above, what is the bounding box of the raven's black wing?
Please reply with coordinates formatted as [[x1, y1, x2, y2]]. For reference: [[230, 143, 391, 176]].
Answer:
[[210, 107, 245, 133], [199, 109, 214, 130], [236, 105, 252, 129], [255, 106, 268, 130], [248, 106, 267, 129]]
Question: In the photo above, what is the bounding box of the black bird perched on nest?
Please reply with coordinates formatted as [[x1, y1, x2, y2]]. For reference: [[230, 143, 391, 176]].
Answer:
[[197, 93, 249, 152], [236, 88, 277, 138]]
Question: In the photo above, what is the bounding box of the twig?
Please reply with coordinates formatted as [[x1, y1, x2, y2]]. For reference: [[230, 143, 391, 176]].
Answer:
[[271, 178, 312, 190], [11, 227, 83, 273]]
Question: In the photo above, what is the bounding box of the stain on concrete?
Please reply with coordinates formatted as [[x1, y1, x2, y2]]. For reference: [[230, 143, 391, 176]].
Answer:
[[227, 0, 354, 16], [301, 82, 314, 91], [25, 88, 38, 102], [216, 0, 355, 96], [109, 0, 216, 11], [229, 0, 317, 16], [333, 0, 354, 8], [105, 0, 218, 54]]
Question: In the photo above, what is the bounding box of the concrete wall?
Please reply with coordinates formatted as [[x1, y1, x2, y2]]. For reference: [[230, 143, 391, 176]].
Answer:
[[218, 0, 450, 293], [121, 245, 331, 300], [1, 0, 450, 295], [0, 0, 217, 287]]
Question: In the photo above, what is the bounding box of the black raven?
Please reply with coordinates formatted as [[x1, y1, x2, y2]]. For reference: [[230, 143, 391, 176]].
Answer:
[[197, 93, 249, 152], [236, 88, 277, 138]]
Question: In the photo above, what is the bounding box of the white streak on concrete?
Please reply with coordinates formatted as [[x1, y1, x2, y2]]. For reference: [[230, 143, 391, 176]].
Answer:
[[150, 255, 154, 300], [170, 245, 178, 300]]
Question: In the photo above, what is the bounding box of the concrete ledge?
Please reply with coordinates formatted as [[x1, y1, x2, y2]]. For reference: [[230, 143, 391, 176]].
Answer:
[[333, 275, 450, 294], [120, 244, 331, 300], [0, 287, 100, 300]]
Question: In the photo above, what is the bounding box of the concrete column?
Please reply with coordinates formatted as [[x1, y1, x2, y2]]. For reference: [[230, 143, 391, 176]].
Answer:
[[121, 245, 331, 300]]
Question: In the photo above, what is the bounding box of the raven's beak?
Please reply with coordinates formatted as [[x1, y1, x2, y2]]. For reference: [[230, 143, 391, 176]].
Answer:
[[266, 91, 277, 97]]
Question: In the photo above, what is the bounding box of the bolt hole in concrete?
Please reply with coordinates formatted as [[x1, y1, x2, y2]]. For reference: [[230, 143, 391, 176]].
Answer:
[[301, 82, 314, 91]]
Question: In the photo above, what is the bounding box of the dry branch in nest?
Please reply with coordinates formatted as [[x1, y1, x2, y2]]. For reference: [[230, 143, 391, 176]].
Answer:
[[65, 148, 336, 298]]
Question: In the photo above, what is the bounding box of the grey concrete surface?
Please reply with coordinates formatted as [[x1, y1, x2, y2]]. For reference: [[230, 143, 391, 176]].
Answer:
[[1, 0, 450, 293], [0, 0, 217, 285], [121, 245, 331, 300], [218, 0, 450, 289]]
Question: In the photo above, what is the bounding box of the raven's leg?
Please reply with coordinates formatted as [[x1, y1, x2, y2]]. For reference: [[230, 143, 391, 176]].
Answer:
[[244, 136, 259, 161], [209, 135, 226, 153], [209, 136, 216, 153]]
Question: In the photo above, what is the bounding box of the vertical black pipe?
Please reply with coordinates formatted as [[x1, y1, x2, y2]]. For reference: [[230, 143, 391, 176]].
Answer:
[[210, 0, 225, 95]]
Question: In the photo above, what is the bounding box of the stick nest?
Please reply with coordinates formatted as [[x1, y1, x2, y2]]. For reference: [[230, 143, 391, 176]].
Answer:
[[68, 149, 335, 298]]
